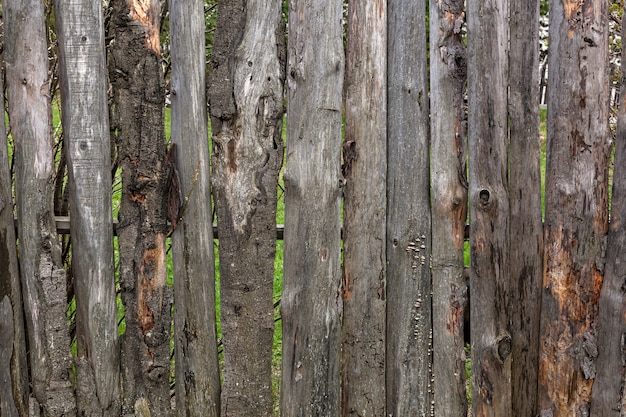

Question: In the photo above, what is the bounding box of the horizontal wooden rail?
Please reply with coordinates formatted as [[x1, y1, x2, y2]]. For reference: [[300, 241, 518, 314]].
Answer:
[[14, 216, 476, 241]]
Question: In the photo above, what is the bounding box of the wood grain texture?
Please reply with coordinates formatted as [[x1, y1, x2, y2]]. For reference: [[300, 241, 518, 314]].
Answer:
[[54, 1, 119, 414], [508, 0, 543, 414], [467, 0, 511, 415], [538, 0, 610, 415], [208, 0, 285, 415], [386, 0, 433, 415], [170, 0, 221, 415], [429, 0, 468, 414], [341, 0, 387, 415], [4, 0, 76, 413], [280, 0, 344, 414]]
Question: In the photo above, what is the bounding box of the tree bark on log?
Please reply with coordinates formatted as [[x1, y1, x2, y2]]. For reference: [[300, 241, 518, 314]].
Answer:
[[429, 0, 468, 414], [208, 0, 285, 415], [386, 0, 433, 415], [0, 63, 28, 417], [280, 0, 344, 414], [170, 0, 221, 415], [4, 0, 76, 414], [508, 0, 543, 415], [341, 0, 387, 415], [55, 2, 119, 415], [109, 1, 172, 415], [591, 11, 626, 417], [467, 0, 511, 415], [538, 0, 610, 415]]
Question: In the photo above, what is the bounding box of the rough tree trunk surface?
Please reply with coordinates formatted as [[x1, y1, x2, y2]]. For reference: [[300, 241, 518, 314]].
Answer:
[[55, 2, 119, 415], [508, 0, 543, 414], [4, 0, 76, 415], [0, 66, 28, 417], [591, 14, 626, 417], [538, 0, 610, 415], [429, 0, 468, 414], [170, 0, 221, 415], [467, 0, 511, 415], [591, 11, 626, 416], [109, 1, 172, 415], [386, 0, 433, 415], [280, 0, 344, 415], [341, 0, 387, 415], [208, 0, 285, 415]]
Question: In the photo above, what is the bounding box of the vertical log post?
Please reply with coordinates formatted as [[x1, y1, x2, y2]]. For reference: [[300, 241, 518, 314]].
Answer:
[[341, 0, 387, 415], [55, 2, 119, 415], [280, 0, 344, 414], [170, 0, 221, 415], [538, 0, 610, 415], [591, 11, 626, 416], [208, 0, 285, 415], [508, 0, 543, 414], [467, 0, 511, 415], [109, 1, 173, 415], [4, 0, 77, 414], [0, 64, 28, 417], [429, 0, 468, 414], [386, 0, 433, 415]]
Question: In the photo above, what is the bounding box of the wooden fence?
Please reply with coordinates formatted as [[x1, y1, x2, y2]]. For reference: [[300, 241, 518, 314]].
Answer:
[[0, 0, 624, 416]]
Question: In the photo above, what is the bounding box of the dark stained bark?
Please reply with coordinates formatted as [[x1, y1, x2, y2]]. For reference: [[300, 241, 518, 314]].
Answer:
[[591, 12, 626, 417], [429, 0, 468, 414], [508, 0, 543, 415], [170, 0, 221, 415], [466, 0, 511, 415], [4, 0, 76, 414], [0, 64, 28, 417], [341, 0, 387, 415], [386, 0, 433, 415], [208, 0, 285, 416], [108, 1, 172, 415], [54, 2, 119, 415], [538, 0, 610, 415], [280, 0, 344, 415]]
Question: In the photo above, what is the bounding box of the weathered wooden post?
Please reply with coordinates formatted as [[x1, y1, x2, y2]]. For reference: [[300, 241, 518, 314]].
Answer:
[[467, 0, 511, 414], [387, 0, 433, 415], [109, 1, 173, 414], [429, 0, 468, 414], [171, 0, 221, 415], [4, 0, 77, 414], [538, 0, 610, 414], [55, 2, 119, 415], [591, 13, 626, 415], [280, 0, 344, 414], [341, 0, 387, 415], [208, 0, 285, 415], [508, 0, 543, 414], [0, 68, 28, 417]]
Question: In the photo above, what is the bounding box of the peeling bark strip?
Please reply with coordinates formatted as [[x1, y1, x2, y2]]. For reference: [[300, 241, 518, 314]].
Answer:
[[4, 0, 77, 415], [386, 0, 433, 415], [591, 10, 626, 416], [170, 0, 221, 415], [0, 62, 28, 417], [341, 0, 387, 415], [467, 0, 511, 415], [429, 0, 468, 414], [109, 0, 173, 415], [281, 0, 344, 415], [54, 0, 119, 414], [508, 0, 543, 414], [209, 0, 285, 415], [538, 0, 610, 415]]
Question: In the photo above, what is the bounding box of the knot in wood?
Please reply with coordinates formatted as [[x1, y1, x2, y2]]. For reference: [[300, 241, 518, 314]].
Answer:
[[495, 334, 512, 363]]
